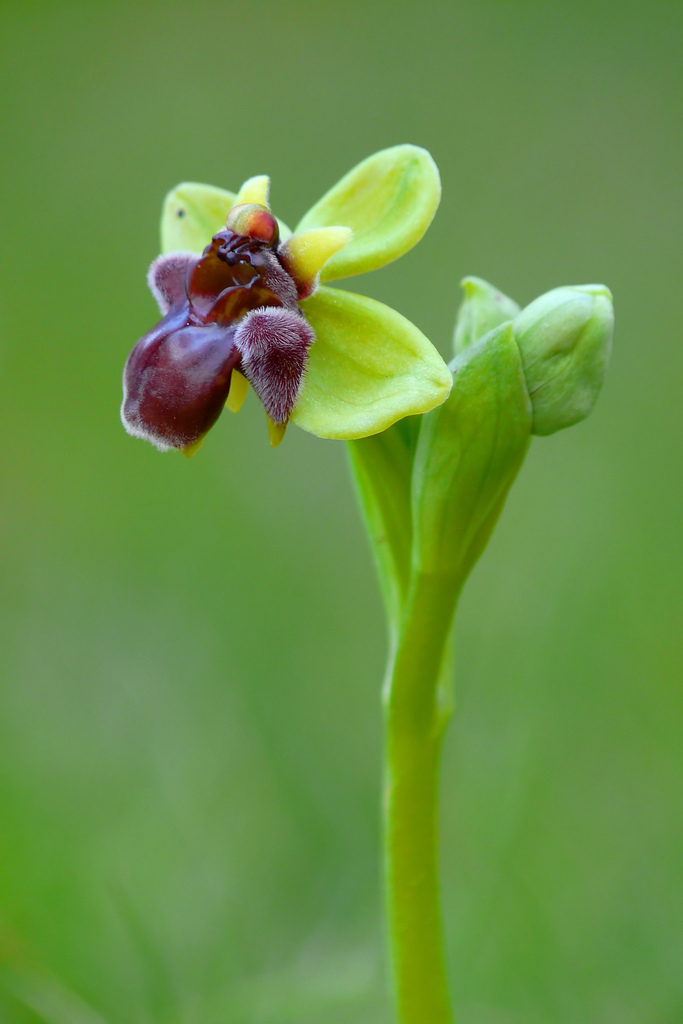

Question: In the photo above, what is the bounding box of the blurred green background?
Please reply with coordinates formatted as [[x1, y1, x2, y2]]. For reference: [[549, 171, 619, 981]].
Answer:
[[0, 1, 681, 1022]]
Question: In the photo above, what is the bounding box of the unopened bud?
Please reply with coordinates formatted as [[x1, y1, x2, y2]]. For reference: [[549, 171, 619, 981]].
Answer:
[[513, 285, 614, 435], [453, 276, 520, 355]]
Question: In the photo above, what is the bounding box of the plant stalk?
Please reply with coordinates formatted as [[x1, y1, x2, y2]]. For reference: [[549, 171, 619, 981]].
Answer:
[[383, 570, 459, 1024]]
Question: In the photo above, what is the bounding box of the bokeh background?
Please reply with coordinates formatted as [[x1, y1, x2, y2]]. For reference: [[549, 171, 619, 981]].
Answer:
[[0, 1, 681, 1022]]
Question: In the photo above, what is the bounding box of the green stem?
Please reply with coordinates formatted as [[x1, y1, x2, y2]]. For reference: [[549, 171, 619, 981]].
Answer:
[[384, 571, 459, 1024]]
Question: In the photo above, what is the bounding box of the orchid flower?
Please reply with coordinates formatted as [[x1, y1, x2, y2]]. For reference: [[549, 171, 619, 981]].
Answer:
[[121, 145, 452, 455], [116, 141, 615, 1024]]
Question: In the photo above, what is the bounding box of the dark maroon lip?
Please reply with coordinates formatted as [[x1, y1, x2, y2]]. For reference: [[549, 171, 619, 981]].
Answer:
[[122, 223, 314, 452], [122, 314, 243, 452]]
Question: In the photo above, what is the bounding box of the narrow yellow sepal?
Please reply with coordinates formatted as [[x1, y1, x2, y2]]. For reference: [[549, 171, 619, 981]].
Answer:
[[266, 416, 287, 447], [281, 227, 352, 293], [225, 370, 249, 413], [182, 437, 205, 459], [235, 175, 270, 209]]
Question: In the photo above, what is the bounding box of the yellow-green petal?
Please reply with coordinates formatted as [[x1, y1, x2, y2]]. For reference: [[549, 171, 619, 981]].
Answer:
[[160, 181, 292, 254], [280, 226, 352, 297], [291, 287, 452, 440], [235, 174, 270, 208], [161, 182, 237, 254], [295, 145, 441, 282]]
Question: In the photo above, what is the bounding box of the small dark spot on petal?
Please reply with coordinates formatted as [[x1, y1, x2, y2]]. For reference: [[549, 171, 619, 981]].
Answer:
[[176, 208, 185, 218]]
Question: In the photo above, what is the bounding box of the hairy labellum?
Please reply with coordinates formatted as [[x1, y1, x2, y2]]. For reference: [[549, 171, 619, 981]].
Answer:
[[122, 208, 315, 452]]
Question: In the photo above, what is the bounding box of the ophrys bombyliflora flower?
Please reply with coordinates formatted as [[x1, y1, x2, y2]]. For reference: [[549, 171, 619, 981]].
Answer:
[[121, 145, 452, 455]]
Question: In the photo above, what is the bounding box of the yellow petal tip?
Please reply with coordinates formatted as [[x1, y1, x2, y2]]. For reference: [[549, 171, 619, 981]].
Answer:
[[266, 416, 287, 447], [235, 175, 270, 209], [226, 370, 249, 413], [182, 436, 205, 459], [281, 226, 353, 297]]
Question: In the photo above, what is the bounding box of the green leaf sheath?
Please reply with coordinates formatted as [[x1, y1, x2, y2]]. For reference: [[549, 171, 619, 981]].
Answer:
[[412, 323, 532, 581], [348, 323, 535, 634], [347, 418, 419, 638]]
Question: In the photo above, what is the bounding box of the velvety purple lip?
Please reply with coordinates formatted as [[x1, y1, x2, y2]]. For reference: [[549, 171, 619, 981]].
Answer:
[[122, 223, 314, 451], [122, 309, 242, 451]]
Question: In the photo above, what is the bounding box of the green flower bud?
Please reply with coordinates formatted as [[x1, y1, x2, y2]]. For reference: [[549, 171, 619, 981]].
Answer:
[[453, 276, 520, 355], [513, 285, 614, 436]]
